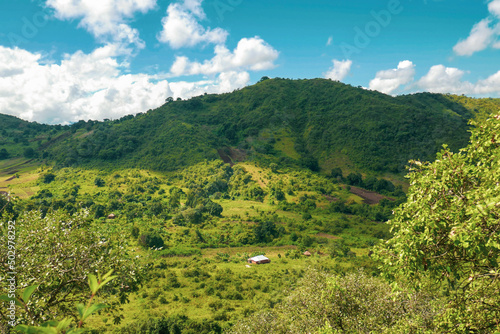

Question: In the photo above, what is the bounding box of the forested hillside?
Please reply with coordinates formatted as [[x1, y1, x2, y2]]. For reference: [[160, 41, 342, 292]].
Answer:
[[3, 78, 497, 175]]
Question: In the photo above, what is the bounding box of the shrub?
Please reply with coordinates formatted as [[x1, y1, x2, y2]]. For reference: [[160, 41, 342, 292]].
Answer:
[[138, 232, 164, 249]]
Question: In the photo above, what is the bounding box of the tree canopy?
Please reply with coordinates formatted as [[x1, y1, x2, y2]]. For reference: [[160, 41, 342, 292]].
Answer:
[[0, 209, 141, 328], [376, 115, 500, 332]]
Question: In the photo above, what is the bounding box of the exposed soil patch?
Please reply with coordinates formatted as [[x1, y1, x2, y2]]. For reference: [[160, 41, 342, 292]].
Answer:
[[323, 195, 338, 202], [217, 149, 232, 165], [241, 221, 258, 226], [349, 186, 394, 205], [217, 147, 247, 166], [5, 175, 16, 181]]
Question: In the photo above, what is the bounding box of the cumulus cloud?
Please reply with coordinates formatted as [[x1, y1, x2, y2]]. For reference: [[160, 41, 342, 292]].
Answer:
[[369, 60, 415, 95], [169, 37, 279, 76], [489, 0, 500, 18], [416, 65, 500, 96], [169, 71, 250, 98], [416, 65, 477, 95], [453, 19, 497, 56], [157, 0, 228, 48], [323, 59, 352, 81], [45, 0, 156, 48], [472, 70, 500, 94], [453, 1, 500, 56], [0, 45, 253, 124]]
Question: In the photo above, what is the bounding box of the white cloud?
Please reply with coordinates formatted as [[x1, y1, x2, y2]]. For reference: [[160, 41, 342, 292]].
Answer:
[[417, 65, 475, 94], [489, 0, 500, 18], [323, 59, 352, 81], [45, 0, 156, 48], [0, 45, 171, 123], [157, 0, 228, 48], [474, 70, 500, 94], [169, 71, 250, 99], [416, 64, 500, 96], [169, 37, 279, 76], [369, 60, 415, 95], [453, 19, 497, 56], [0, 45, 258, 124], [326, 36, 333, 46], [453, 1, 500, 56]]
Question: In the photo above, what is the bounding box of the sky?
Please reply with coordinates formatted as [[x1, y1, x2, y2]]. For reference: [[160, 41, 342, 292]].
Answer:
[[0, 0, 499, 124]]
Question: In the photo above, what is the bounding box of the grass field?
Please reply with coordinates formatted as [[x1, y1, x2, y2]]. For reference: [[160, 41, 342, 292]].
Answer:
[[0, 158, 42, 198], [5, 159, 393, 333]]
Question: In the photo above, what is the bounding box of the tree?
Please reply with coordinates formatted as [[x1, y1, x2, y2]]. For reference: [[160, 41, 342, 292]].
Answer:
[[0, 148, 9, 160], [346, 172, 363, 187], [254, 221, 279, 243], [330, 167, 343, 180], [94, 177, 105, 187], [229, 270, 436, 334], [376, 115, 500, 332], [269, 163, 278, 173], [23, 147, 35, 159], [0, 210, 141, 327], [138, 231, 164, 249], [41, 172, 56, 184]]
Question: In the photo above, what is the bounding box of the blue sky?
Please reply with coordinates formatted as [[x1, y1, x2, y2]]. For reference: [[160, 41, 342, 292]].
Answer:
[[0, 0, 499, 124]]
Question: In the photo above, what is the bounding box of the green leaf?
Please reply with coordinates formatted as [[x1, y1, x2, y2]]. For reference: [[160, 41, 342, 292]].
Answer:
[[0, 294, 22, 307], [0, 294, 12, 302], [98, 275, 117, 290], [76, 303, 85, 319], [88, 274, 98, 294], [55, 318, 72, 330], [67, 329, 87, 334], [40, 321, 59, 327], [22, 285, 39, 304], [101, 269, 114, 281], [14, 325, 57, 334], [12, 325, 31, 334], [82, 303, 108, 321]]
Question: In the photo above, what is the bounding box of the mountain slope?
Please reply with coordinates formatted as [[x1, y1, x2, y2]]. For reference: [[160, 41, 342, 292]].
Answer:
[[3, 78, 498, 174]]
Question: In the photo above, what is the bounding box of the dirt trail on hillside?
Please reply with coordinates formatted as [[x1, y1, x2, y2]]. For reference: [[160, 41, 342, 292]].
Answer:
[[349, 186, 394, 205], [217, 147, 247, 166]]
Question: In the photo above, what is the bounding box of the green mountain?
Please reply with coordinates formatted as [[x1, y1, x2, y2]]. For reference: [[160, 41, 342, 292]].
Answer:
[[2, 78, 499, 173]]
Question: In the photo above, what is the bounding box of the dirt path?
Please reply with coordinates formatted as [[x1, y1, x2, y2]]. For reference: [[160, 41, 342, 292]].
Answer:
[[349, 186, 394, 205], [217, 147, 247, 166], [217, 149, 233, 165]]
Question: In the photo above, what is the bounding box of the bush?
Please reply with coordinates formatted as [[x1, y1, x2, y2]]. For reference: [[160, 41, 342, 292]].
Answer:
[[229, 270, 437, 334], [23, 147, 35, 158], [94, 177, 105, 187], [41, 172, 56, 184], [138, 232, 165, 249]]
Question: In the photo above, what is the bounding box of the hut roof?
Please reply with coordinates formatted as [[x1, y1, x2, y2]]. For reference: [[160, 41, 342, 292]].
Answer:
[[248, 255, 269, 262], [303, 251, 312, 256]]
